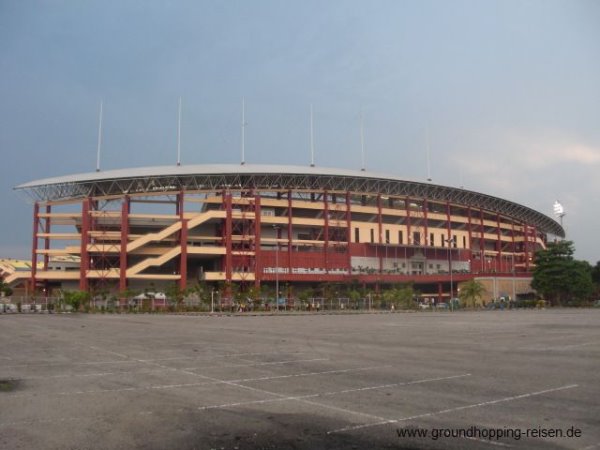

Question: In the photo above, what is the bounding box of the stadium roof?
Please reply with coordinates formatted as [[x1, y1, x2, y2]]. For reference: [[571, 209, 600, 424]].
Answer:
[[15, 163, 564, 237]]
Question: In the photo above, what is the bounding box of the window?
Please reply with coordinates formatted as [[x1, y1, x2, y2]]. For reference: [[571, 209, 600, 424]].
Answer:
[[413, 231, 420, 245], [354, 227, 360, 243], [463, 236, 467, 248], [370, 229, 375, 243], [453, 235, 458, 248], [398, 230, 404, 245], [430, 233, 435, 246], [385, 229, 390, 244]]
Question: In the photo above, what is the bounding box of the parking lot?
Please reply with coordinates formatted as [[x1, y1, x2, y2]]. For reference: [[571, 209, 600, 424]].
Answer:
[[1, 310, 599, 449]]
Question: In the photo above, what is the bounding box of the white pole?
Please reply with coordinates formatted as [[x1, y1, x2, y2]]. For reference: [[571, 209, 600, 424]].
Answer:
[[96, 100, 103, 172], [241, 98, 245, 165], [426, 129, 431, 181], [177, 97, 182, 166], [310, 104, 315, 167], [360, 110, 365, 171]]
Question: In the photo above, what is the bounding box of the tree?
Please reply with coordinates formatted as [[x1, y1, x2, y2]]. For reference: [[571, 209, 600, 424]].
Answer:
[[532, 241, 594, 305], [459, 279, 486, 308], [591, 261, 600, 295], [382, 284, 416, 310], [62, 290, 90, 312], [165, 283, 186, 311], [0, 278, 12, 297]]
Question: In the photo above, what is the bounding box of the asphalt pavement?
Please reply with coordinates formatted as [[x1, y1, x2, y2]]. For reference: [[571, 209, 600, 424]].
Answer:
[[1, 309, 598, 449]]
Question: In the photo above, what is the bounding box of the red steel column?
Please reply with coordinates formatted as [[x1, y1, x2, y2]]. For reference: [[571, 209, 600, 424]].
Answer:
[[423, 199, 429, 246], [119, 196, 130, 293], [180, 220, 188, 290], [79, 198, 91, 291], [467, 206, 473, 268], [531, 226, 538, 270], [225, 192, 233, 284], [524, 224, 530, 272], [405, 196, 411, 245], [30, 202, 39, 295], [511, 221, 516, 273], [179, 191, 187, 290], [287, 190, 293, 277], [377, 194, 383, 273], [254, 193, 261, 289], [42, 204, 51, 294], [479, 208, 485, 271], [446, 201, 452, 242], [346, 192, 352, 274], [496, 213, 502, 271], [324, 190, 329, 273], [43, 204, 51, 271]]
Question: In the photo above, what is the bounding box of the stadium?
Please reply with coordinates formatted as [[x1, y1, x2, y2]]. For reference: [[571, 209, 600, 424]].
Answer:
[[5, 164, 564, 305]]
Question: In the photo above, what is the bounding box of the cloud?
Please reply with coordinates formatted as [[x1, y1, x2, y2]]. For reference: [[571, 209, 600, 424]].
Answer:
[[504, 130, 600, 168], [457, 128, 600, 188]]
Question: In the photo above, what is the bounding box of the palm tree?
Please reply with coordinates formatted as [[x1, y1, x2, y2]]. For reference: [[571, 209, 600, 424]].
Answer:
[[459, 279, 486, 308]]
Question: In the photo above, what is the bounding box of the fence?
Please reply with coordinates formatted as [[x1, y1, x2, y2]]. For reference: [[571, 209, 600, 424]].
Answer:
[[0, 294, 414, 313]]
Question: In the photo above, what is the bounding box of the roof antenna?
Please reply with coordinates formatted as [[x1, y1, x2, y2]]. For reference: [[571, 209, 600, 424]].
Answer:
[[426, 128, 432, 182], [241, 98, 246, 165], [310, 103, 315, 167], [95, 100, 103, 172], [177, 96, 182, 166], [360, 110, 365, 171]]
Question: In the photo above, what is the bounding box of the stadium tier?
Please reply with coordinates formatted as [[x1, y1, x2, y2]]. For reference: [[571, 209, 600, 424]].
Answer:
[[10, 164, 564, 300]]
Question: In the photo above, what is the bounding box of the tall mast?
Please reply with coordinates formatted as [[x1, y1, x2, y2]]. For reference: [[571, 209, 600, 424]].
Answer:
[[310, 103, 315, 167], [360, 110, 365, 171], [177, 96, 182, 166], [241, 98, 246, 165], [426, 128, 432, 181], [96, 100, 103, 172]]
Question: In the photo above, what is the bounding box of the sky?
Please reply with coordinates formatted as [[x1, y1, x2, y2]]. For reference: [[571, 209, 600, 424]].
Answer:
[[1, 0, 599, 262]]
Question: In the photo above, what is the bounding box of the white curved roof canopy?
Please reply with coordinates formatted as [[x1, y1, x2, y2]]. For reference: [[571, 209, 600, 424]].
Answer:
[[15, 163, 565, 237]]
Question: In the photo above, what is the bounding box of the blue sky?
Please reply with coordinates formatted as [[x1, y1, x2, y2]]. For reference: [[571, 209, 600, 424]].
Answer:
[[1, 0, 599, 262]]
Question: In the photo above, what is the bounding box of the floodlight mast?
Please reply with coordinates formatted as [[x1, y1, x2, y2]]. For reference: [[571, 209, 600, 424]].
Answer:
[[177, 97, 182, 166], [360, 110, 365, 172], [96, 100, 103, 172], [241, 98, 246, 165], [553, 201, 566, 229], [310, 104, 315, 167], [426, 129, 432, 182]]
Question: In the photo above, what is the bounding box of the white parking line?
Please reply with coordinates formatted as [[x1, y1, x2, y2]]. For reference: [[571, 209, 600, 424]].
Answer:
[[197, 373, 470, 411], [1, 350, 311, 369], [4, 365, 391, 398], [228, 365, 391, 383], [535, 341, 597, 351], [182, 357, 329, 370], [579, 443, 600, 450], [328, 384, 579, 434], [465, 436, 513, 448], [88, 346, 130, 359], [9, 357, 329, 381]]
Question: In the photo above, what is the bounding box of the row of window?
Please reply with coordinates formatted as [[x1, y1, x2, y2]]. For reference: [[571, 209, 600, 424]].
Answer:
[[354, 228, 466, 248]]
